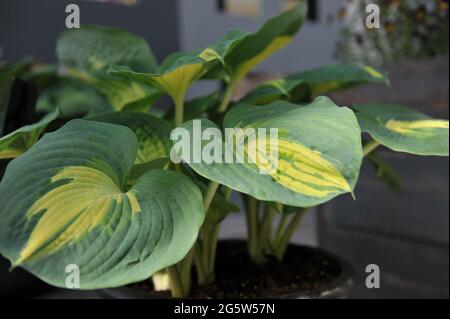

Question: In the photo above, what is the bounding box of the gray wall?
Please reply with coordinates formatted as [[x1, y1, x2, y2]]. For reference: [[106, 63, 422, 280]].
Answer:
[[0, 0, 180, 63]]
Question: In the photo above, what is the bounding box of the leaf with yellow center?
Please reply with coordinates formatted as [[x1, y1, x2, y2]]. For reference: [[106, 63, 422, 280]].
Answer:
[[16, 166, 140, 265], [57, 25, 161, 111], [0, 119, 204, 289], [245, 139, 353, 198], [177, 97, 362, 207], [109, 29, 249, 108]]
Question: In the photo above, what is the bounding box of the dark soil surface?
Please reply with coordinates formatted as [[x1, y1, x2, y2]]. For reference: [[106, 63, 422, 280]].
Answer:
[[132, 241, 345, 299]]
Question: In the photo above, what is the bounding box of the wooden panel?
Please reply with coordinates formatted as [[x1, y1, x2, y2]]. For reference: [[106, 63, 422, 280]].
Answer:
[[321, 228, 449, 299], [322, 57, 449, 298], [323, 153, 449, 244]]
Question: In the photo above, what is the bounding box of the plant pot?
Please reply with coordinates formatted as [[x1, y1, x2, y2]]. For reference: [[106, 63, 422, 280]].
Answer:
[[97, 240, 355, 299]]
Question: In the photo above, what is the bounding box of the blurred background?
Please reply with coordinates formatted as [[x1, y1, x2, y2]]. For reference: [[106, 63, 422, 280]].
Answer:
[[0, 0, 448, 299]]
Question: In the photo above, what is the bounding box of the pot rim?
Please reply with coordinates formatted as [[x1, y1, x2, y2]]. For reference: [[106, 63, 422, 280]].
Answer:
[[97, 240, 355, 299]]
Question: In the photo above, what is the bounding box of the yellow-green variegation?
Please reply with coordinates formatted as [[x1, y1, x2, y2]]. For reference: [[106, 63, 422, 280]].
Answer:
[[0, 109, 59, 160], [87, 111, 172, 164], [109, 29, 248, 124], [176, 97, 363, 207], [0, 119, 204, 289], [241, 64, 389, 105], [354, 103, 449, 156], [57, 25, 161, 111]]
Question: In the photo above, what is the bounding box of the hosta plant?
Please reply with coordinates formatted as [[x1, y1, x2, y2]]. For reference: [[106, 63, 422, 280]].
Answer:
[[0, 2, 448, 298]]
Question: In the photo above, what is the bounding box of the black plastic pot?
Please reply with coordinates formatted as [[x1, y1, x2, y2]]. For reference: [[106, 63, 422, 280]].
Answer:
[[98, 240, 355, 299]]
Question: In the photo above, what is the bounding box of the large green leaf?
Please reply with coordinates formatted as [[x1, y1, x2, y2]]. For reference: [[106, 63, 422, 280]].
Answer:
[[241, 64, 390, 105], [110, 29, 248, 108], [57, 25, 161, 111], [0, 119, 204, 289], [57, 25, 157, 73], [354, 103, 449, 156], [174, 97, 363, 207], [0, 109, 59, 160], [87, 112, 172, 164]]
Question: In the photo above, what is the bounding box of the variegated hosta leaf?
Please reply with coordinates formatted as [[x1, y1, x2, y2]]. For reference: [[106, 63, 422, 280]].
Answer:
[[70, 68, 160, 112], [109, 29, 248, 106], [220, 1, 307, 87], [0, 109, 59, 160], [241, 64, 389, 105], [354, 103, 449, 156], [87, 112, 172, 164], [176, 97, 363, 207], [57, 25, 161, 111], [0, 120, 204, 289], [57, 25, 158, 73]]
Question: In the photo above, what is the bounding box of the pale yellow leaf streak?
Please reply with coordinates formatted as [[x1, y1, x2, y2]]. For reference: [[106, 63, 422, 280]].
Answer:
[[15, 166, 141, 265], [363, 66, 384, 79], [233, 37, 292, 83], [311, 81, 342, 97], [312, 66, 383, 97], [247, 139, 352, 198], [0, 148, 23, 160], [385, 119, 449, 135]]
